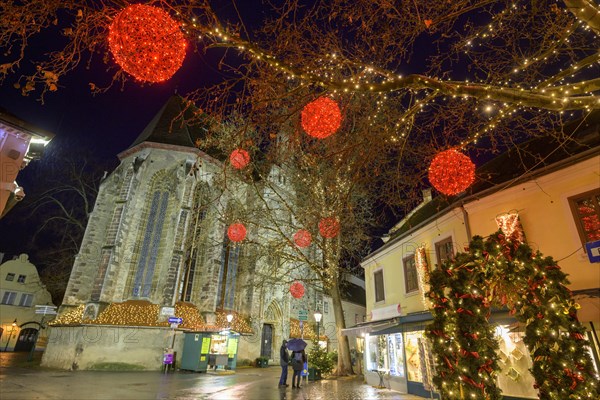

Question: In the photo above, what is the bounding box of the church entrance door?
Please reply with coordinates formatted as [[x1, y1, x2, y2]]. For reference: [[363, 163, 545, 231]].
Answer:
[[260, 324, 273, 359], [14, 328, 37, 352]]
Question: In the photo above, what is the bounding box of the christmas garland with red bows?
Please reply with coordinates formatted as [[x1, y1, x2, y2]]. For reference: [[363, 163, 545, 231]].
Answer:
[[426, 231, 599, 399]]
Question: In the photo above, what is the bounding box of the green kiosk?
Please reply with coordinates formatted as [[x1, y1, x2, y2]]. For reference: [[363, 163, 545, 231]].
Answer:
[[181, 331, 240, 371], [180, 333, 212, 372]]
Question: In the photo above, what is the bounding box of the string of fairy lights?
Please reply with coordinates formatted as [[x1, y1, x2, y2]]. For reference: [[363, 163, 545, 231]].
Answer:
[[50, 302, 253, 334]]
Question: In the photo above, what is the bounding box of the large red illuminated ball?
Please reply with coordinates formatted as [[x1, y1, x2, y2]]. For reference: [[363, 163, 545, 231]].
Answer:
[[301, 97, 342, 139], [293, 229, 312, 248], [227, 223, 247, 242], [319, 217, 340, 238], [230, 149, 250, 169], [428, 149, 475, 195], [108, 4, 187, 83], [290, 281, 305, 299]]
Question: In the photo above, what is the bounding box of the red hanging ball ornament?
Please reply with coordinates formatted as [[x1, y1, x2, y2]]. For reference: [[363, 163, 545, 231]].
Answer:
[[108, 4, 187, 83], [293, 229, 312, 248], [428, 149, 476, 195], [319, 217, 340, 238], [230, 149, 250, 169], [301, 97, 342, 139], [290, 281, 305, 299], [227, 223, 247, 242]]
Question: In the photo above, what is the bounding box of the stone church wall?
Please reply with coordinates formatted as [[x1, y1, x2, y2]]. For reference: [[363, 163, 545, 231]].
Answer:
[[42, 325, 183, 371]]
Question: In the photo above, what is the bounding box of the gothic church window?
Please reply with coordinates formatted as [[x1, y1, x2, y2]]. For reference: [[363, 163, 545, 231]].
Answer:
[[132, 190, 170, 298], [217, 234, 240, 310]]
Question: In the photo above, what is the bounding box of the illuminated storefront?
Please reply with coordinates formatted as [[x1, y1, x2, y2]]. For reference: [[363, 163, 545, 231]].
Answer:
[[363, 313, 600, 400]]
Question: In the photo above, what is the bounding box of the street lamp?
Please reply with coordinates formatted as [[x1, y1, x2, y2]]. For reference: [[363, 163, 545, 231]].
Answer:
[[314, 311, 322, 345], [226, 314, 233, 324], [4, 319, 17, 352]]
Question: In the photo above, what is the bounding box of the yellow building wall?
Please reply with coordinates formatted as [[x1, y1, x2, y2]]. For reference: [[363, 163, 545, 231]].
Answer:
[[464, 156, 600, 293], [364, 155, 599, 321], [363, 209, 470, 318], [0, 254, 54, 351]]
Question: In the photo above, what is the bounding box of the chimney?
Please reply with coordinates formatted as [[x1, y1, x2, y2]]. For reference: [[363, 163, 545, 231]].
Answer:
[[422, 188, 432, 202]]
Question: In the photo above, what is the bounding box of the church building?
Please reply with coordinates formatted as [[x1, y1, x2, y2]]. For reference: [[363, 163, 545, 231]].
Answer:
[[41, 96, 359, 370]]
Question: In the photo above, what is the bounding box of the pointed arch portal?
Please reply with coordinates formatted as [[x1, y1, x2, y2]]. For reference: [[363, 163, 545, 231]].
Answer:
[[426, 230, 599, 399]]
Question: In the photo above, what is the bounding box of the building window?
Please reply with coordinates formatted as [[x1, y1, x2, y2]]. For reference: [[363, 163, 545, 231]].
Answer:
[[403, 255, 419, 293], [569, 189, 600, 245], [17, 275, 26, 283], [324, 300, 329, 314], [1, 291, 17, 305], [435, 237, 454, 266], [5, 273, 15, 281], [217, 234, 240, 310], [374, 270, 385, 302], [18, 293, 33, 307], [132, 190, 169, 298]]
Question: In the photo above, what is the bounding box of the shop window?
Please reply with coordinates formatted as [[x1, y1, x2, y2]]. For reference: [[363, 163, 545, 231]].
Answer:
[[403, 255, 419, 293], [365, 333, 405, 377], [387, 333, 405, 377], [435, 237, 454, 266], [405, 331, 423, 382], [18, 293, 33, 307], [5, 273, 15, 281], [374, 270, 385, 302], [366, 334, 388, 371], [1, 291, 17, 305], [568, 189, 600, 245], [17, 275, 26, 283]]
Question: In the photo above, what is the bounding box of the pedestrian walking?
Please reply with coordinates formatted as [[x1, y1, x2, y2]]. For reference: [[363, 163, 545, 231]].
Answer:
[[278, 339, 289, 387], [290, 349, 306, 388]]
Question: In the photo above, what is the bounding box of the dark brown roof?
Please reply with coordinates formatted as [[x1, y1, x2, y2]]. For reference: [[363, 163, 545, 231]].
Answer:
[[127, 95, 223, 160]]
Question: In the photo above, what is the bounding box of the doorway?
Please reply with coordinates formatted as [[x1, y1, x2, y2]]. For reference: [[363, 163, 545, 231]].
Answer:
[[260, 323, 273, 359], [14, 328, 37, 352]]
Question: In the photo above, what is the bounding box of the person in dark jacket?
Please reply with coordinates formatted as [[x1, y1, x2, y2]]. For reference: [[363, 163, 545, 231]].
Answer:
[[278, 340, 289, 387], [290, 349, 307, 388]]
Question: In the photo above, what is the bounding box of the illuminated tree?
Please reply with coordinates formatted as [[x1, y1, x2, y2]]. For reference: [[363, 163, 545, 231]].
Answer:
[[1, 0, 599, 376]]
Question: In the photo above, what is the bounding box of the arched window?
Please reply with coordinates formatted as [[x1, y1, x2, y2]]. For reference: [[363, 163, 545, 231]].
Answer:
[[132, 190, 170, 298], [217, 233, 240, 310]]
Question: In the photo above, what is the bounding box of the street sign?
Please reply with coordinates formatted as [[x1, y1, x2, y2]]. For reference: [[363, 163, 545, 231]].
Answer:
[[585, 240, 600, 263], [161, 306, 175, 316], [298, 310, 308, 321], [35, 305, 57, 315], [168, 317, 183, 324]]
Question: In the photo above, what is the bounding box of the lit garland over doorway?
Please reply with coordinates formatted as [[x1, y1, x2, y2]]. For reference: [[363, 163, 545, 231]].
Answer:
[[426, 231, 599, 399]]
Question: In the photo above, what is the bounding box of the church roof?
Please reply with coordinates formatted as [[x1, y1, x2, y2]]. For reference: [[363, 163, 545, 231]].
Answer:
[[127, 95, 223, 160]]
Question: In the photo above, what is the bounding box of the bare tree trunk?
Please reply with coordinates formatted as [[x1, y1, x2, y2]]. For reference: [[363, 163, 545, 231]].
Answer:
[[329, 273, 354, 376]]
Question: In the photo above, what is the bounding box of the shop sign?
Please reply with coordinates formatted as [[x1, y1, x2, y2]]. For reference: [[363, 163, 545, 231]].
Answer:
[[585, 240, 600, 263]]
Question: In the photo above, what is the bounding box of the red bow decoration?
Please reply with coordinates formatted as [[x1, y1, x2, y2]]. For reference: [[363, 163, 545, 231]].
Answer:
[[462, 375, 485, 391], [563, 368, 584, 390], [457, 307, 475, 316], [460, 349, 480, 359], [571, 332, 585, 340], [478, 359, 493, 374]]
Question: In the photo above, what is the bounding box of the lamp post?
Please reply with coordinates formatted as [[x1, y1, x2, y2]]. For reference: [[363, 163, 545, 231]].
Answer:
[[226, 313, 233, 327], [314, 311, 322, 346], [4, 319, 17, 352]]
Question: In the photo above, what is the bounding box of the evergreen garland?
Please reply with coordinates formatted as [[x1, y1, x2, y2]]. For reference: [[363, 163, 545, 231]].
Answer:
[[426, 231, 599, 399]]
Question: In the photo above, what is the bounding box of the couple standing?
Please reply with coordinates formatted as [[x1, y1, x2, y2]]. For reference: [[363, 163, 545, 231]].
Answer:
[[278, 339, 306, 388]]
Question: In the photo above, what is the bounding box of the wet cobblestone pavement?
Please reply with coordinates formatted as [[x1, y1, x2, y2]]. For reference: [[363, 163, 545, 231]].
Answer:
[[1, 353, 422, 400]]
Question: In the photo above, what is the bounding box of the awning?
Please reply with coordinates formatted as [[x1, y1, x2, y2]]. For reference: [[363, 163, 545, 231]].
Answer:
[[341, 317, 399, 336], [370, 312, 433, 335]]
